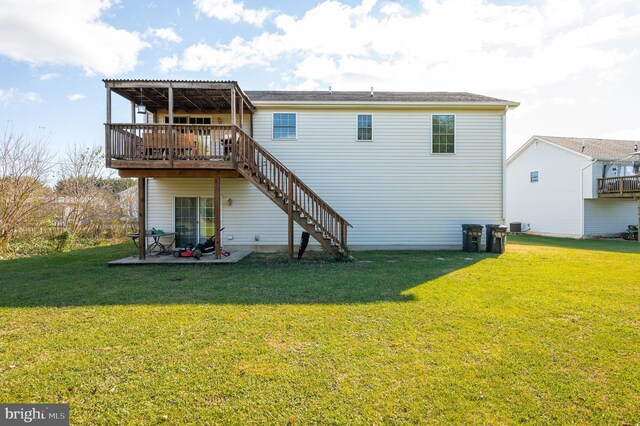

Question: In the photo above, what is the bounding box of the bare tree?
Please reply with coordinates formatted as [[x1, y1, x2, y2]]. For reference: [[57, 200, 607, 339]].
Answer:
[[56, 144, 109, 235], [0, 126, 54, 249]]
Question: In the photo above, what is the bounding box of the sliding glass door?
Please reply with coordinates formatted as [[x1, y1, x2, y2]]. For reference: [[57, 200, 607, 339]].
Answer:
[[175, 197, 214, 247]]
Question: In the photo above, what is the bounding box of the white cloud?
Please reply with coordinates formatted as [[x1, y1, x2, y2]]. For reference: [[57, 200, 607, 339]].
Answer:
[[145, 27, 182, 43], [158, 55, 179, 73], [0, 87, 43, 106], [380, 2, 410, 17], [194, 0, 275, 26], [0, 0, 148, 75], [38, 73, 59, 81], [605, 127, 640, 141], [165, 0, 640, 94], [67, 93, 86, 101], [160, 0, 640, 156]]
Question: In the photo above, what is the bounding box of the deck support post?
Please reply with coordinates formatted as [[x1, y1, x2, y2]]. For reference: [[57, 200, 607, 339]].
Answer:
[[138, 177, 146, 260], [230, 88, 236, 126], [239, 96, 244, 129], [288, 172, 294, 260], [214, 178, 221, 259], [168, 84, 174, 167], [637, 197, 640, 243], [105, 87, 111, 167]]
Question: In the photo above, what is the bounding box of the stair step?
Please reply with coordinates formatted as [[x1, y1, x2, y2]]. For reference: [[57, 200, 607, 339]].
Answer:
[[236, 142, 347, 259]]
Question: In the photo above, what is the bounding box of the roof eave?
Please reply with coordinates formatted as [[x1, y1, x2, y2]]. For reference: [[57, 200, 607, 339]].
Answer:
[[250, 100, 519, 109], [507, 136, 595, 165]]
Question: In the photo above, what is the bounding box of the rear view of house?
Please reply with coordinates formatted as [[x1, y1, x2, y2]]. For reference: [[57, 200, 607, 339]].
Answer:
[[506, 136, 640, 238], [104, 80, 518, 259]]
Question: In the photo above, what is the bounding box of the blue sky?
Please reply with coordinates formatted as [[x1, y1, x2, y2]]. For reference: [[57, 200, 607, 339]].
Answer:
[[1, 0, 639, 159]]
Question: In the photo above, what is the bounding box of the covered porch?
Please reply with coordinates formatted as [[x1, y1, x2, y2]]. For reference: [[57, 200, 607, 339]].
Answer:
[[104, 80, 350, 261], [105, 80, 255, 170], [105, 80, 255, 261]]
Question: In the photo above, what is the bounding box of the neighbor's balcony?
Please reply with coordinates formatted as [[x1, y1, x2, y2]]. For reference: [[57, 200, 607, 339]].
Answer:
[[106, 123, 240, 170], [597, 175, 640, 198]]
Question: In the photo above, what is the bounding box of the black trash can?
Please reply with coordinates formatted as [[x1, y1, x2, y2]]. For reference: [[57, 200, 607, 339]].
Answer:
[[461, 224, 483, 252], [486, 224, 508, 254]]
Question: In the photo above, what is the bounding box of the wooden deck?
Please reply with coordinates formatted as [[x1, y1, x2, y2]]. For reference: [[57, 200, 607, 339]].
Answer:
[[104, 79, 351, 260], [107, 124, 238, 170], [597, 175, 640, 198], [108, 251, 252, 266]]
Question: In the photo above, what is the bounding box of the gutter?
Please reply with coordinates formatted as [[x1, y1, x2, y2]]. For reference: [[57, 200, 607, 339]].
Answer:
[[502, 105, 508, 222], [579, 158, 597, 237], [250, 101, 520, 110]]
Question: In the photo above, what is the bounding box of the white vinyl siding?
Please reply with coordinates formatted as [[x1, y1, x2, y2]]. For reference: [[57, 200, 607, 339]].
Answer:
[[507, 140, 589, 237], [253, 108, 504, 248], [147, 108, 506, 249], [147, 178, 308, 249], [584, 199, 638, 236]]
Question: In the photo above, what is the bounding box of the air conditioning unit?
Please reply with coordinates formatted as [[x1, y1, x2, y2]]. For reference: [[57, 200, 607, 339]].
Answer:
[[509, 222, 530, 233]]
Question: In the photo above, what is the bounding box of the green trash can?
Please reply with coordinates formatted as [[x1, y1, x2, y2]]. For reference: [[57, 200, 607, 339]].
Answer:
[[486, 224, 508, 254], [461, 224, 483, 252]]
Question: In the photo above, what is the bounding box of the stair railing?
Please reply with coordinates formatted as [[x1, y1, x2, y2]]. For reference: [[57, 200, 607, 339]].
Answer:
[[232, 126, 350, 252]]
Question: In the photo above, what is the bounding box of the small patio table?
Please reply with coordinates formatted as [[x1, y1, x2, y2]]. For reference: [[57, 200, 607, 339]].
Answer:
[[130, 231, 177, 254]]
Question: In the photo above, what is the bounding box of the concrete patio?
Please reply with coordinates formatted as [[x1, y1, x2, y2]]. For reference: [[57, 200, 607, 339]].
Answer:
[[108, 251, 251, 266]]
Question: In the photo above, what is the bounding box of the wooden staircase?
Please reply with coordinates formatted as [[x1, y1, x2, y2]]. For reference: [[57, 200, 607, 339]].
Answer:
[[231, 127, 351, 258]]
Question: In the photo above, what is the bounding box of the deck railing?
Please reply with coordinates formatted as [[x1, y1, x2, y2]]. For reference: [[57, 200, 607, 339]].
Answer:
[[107, 124, 236, 162], [597, 175, 640, 196], [232, 128, 350, 252], [106, 122, 350, 253]]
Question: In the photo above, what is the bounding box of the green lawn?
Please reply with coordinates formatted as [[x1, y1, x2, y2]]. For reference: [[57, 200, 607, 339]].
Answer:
[[0, 236, 639, 424]]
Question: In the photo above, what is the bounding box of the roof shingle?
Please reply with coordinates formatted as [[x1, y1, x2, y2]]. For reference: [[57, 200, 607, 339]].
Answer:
[[245, 90, 517, 105], [537, 136, 640, 160]]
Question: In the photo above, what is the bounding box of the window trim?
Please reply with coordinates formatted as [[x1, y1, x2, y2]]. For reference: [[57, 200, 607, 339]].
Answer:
[[356, 113, 373, 142], [272, 112, 298, 141], [430, 114, 457, 155], [530, 171, 539, 183]]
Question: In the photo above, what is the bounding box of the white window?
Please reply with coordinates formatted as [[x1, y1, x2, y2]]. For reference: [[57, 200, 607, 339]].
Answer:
[[273, 113, 297, 140], [431, 114, 455, 154], [356, 114, 372, 141], [530, 171, 539, 182]]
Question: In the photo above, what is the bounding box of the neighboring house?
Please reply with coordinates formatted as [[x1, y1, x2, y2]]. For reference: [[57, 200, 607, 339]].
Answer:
[[506, 136, 640, 238], [117, 185, 138, 220], [104, 80, 518, 259]]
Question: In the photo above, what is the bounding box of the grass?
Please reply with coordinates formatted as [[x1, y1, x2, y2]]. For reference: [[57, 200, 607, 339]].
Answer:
[[0, 235, 639, 424]]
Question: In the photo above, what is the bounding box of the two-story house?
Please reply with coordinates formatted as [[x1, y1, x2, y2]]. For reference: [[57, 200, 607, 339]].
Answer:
[[507, 135, 640, 238], [104, 80, 518, 259]]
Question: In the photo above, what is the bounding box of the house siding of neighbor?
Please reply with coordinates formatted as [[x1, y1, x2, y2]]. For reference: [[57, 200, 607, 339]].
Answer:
[[104, 80, 518, 255], [507, 136, 640, 238], [147, 107, 510, 250]]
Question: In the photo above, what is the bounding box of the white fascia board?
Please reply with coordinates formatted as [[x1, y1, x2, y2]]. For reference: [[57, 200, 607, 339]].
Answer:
[[251, 101, 519, 110]]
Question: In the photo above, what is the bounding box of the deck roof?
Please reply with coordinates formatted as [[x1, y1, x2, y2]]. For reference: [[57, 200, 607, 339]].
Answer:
[[103, 80, 255, 113]]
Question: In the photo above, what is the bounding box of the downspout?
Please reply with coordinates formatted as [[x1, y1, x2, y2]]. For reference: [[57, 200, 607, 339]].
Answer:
[[502, 105, 508, 223], [579, 159, 597, 238]]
